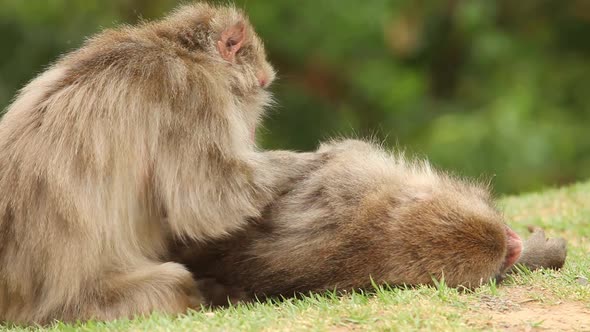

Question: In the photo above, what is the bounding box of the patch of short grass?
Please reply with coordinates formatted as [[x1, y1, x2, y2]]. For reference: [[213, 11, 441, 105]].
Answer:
[[3, 181, 590, 331]]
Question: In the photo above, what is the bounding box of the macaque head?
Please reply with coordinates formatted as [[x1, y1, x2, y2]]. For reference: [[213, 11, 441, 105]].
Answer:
[[165, 3, 276, 96], [158, 3, 276, 141], [373, 181, 524, 288]]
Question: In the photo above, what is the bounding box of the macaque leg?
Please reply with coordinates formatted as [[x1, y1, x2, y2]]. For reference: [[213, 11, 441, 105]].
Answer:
[[90, 262, 200, 320]]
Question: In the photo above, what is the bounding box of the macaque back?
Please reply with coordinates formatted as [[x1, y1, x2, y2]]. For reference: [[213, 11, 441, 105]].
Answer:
[[0, 3, 310, 324], [179, 140, 524, 298]]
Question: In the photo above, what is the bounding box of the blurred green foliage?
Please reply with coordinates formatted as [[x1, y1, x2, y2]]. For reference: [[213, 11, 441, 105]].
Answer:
[[1, 0, 589, 194]]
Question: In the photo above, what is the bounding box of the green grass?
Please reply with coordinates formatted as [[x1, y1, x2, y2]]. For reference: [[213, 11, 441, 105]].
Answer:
[[3, 181, 590, 331]]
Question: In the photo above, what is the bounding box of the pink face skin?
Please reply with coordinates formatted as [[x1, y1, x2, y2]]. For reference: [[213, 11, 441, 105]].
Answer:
[[248, 73, 269, 142], [502, 226, 523, 271]]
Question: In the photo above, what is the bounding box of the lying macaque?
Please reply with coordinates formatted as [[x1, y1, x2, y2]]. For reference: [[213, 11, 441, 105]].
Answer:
[[173, 140, 567, 305]]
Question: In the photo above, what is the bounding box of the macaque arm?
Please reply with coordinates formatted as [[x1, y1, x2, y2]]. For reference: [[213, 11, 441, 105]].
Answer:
[[249, 150, 320, 194], [155, 144, 320, 240]]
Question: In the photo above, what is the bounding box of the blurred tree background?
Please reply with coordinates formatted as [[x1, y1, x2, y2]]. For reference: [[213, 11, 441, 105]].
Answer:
[[1, 0, 589, 194]]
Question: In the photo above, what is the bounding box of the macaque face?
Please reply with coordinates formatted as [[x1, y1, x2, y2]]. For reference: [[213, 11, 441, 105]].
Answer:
[[204, 7, 275, 139], [213, 15, 276, 94], [233, 33, 276, 90], [501, 226, 523, 272]]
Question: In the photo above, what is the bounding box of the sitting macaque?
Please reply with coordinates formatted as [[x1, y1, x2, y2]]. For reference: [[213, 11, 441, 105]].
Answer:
[[174, 140, 567, 305], [0, 3, 316, 325]]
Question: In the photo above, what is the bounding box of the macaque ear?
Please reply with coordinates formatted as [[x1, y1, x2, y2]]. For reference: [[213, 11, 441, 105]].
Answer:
[[217, 21, 246, 62]]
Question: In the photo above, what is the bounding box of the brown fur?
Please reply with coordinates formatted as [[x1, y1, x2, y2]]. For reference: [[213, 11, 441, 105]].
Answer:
[[0, 3, 313, 324], [512, 226, 567, 271], [177, 139, 525, 301]]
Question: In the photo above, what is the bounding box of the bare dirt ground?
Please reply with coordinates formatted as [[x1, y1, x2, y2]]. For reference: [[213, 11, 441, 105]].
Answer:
[[468, 287, 590, 331]]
